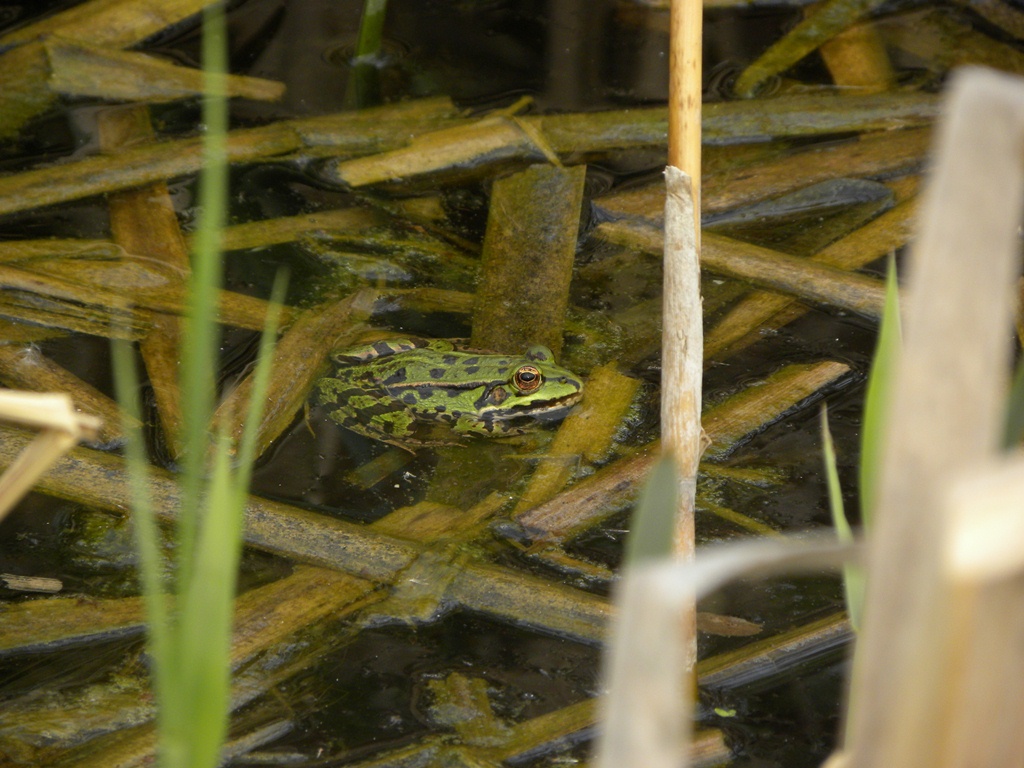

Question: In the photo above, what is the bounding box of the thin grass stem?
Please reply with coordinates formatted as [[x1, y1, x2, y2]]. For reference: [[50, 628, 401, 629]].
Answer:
[[177, 1, 229, 592], [355, 0, 388, 61]]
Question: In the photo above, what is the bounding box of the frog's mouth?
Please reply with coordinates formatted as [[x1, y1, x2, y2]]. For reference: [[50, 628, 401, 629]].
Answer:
[[488, 390, 584, 423]]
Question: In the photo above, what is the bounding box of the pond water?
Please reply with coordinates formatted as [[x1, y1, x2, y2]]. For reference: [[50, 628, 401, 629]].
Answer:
[[0, 0, 986, 765]]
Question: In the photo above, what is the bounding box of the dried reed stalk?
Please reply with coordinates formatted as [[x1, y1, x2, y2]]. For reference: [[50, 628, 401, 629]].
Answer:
[[0, 425, 609, 642], [842, 66, 1024, 768], [665, 0, 705, 553], [471, 163, 584, 355], [0, 0, 218, 49], [0, 392, 100, 522], [597, 1, 705, 760], [597, 538, 850, 768], [661, 169, 704, 558], [733, 0, 890, 97], [668, 0, 702, 231]]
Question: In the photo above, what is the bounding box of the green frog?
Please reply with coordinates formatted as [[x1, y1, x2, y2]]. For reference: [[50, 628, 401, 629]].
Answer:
[[314, 338, 584, 448]]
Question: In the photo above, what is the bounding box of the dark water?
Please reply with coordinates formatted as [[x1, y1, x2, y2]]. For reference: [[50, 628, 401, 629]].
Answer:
[[0, 0, 913, 765]]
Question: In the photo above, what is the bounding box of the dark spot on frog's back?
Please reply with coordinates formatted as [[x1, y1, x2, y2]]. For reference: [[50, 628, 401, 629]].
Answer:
[[384, 367, 407, 385], [464, 366, 480, 374], [429, 368, 446, 379], [401, 391, 418, 405], [442, 355, 458, 365], [462, 357, 480, 366], [417, 387, 438, 401]]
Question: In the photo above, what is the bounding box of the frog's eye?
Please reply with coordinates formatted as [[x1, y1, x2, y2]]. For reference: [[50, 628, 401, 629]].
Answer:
[[513, 365, 543, 393]]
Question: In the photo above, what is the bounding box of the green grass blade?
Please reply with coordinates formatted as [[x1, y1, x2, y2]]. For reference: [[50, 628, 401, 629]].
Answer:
[[349, 0, 389, 107], [177, 1, 229, 592], [820, 405, 863, 631], [355, 0, 389, 60], [176, 441, 244, 768], [623, 455, 680, 566], [170, 271, 284, 767], [859, 255, 902, 530], [170, 7, 234, 765]]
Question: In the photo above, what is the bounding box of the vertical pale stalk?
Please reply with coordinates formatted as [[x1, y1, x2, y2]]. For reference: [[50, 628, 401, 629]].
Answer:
[[661, 168, 702, 681], [842, 67, 1024, 768], [662, 168, 703, 559], [668, 0, 702, 237], [664, 0, 704, 677], [598, 535, 851, 768], [665, 0, 705, 545]]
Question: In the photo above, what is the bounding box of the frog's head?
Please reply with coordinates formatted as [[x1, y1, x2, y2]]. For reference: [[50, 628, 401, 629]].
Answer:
[[474, 345, 584, 433]]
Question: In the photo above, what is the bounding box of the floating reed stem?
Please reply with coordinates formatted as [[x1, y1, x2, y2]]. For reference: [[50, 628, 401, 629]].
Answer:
[[513, 359, 851, 544], [702, 127, 929, 216], [816, 17, 894, 91], [705, 193, 918, 360], [0, 425, 609, 642], [0, 98, 459, 217], [100, 105, 189, 456], [733, 0, 890, 98], [0, 0, 219, 48], [514, 364, 641, 514], [470, 163, 584, 355], [594, 128, 928, 229], [211, 292, 365, 457], [597, 220, 887, 318]]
